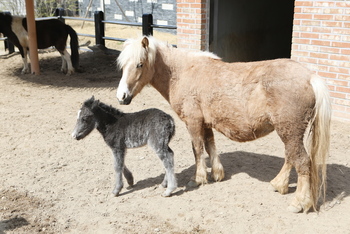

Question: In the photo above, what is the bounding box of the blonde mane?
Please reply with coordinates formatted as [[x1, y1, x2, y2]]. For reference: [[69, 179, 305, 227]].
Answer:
[[117, 36, 159, 69]]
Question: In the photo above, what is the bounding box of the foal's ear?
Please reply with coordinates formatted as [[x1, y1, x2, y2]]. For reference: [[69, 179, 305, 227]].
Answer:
[[141, 37, 149, 48], [91, 99, 100, 110]]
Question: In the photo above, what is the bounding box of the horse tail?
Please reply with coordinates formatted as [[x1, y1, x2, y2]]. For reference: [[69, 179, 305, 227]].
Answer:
[[66, 25, 79, 70], [309, 74, 331, 210]]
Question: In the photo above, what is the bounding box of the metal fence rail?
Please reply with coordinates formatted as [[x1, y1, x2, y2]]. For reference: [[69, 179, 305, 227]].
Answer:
[[1, 8, 177, 54]]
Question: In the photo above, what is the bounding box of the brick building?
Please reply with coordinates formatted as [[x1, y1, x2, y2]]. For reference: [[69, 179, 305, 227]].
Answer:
[[177, 0, 350, 122]]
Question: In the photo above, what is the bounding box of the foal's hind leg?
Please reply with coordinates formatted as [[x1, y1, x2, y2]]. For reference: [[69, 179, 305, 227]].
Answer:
[[155, 146, 177, 197], [204, 128, 224, 182], [123, 165, 134, 187]]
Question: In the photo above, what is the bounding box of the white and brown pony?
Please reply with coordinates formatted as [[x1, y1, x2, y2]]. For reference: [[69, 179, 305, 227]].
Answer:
[[0, 12, 79, 75], [116, 36, 331, 213]]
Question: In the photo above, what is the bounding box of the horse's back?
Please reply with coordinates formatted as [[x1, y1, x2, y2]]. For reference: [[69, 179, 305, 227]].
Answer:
[[23, 19, 69, 49]]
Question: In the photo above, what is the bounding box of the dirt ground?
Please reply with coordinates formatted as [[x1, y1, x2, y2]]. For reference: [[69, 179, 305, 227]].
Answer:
[[0, 37, 350, 233]]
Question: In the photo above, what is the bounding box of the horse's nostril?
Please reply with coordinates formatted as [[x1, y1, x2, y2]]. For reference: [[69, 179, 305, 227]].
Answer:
[[122, 93, 126, 100]]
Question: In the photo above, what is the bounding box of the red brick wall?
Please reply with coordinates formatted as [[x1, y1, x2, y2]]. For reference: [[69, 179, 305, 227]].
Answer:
[[176, 0, 209, 50], [291, 0, 350, 121]]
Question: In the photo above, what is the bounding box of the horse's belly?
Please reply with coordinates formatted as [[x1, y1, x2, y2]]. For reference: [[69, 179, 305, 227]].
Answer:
[[214, 121, 274, 142]]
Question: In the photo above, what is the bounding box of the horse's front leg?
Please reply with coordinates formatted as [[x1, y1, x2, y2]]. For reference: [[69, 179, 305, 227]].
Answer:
[[204, 128, 224, 182], [111, 148, 125, 196], [186, 121, 208, 187]]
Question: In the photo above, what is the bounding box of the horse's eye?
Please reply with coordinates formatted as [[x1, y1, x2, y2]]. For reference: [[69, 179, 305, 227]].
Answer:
[[136, 63, 143, 68]]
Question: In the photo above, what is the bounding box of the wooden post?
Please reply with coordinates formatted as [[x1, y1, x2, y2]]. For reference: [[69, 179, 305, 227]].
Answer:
[[25, 0, 40, 75]]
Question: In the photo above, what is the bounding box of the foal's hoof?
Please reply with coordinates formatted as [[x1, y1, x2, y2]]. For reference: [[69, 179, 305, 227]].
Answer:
[[162, 187, 176, 197], [112, 190, 121, 197]]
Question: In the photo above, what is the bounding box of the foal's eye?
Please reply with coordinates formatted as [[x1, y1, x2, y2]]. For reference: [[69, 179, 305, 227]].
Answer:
[[136, 63, 143, 68]]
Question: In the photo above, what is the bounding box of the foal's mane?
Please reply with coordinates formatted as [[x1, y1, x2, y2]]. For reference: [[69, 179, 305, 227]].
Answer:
[[96, 101, 124, 119], [117, 36, 159, 69]]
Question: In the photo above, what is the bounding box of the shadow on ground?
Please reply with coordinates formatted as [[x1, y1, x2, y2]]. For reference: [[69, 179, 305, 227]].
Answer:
[[0, 217, 29, 234], [2, 46, 122, 89]]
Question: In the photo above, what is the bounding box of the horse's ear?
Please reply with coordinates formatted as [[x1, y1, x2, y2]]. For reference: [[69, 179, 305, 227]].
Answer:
[[141, 37, 149, 49]]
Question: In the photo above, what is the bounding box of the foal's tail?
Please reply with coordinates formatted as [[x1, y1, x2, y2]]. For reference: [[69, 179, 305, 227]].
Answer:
[[66, 25, 79, 70], [309, 74, 332, 210]]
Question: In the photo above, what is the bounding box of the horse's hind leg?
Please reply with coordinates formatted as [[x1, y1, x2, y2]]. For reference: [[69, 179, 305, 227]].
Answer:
[[287, 143, 312, 213], [156, 146, 177, 197], [60, 53, 67, 73], [59, 48, 74, 75], [275, 126, 312, 213], [204, 128, 224, 182]]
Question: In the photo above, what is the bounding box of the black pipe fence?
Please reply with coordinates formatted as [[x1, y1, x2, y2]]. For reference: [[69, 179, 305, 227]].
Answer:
[[1, 8, 177, 54]]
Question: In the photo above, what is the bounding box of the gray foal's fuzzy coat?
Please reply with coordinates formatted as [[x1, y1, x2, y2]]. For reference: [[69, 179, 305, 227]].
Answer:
[[72, 96, 177, 197]]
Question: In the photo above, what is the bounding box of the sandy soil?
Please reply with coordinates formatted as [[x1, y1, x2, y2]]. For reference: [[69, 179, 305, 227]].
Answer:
[[0, 40, 350, 234]]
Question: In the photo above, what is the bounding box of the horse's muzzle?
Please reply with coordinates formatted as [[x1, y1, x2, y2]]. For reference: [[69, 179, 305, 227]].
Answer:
[[118, 94, 132, 105]]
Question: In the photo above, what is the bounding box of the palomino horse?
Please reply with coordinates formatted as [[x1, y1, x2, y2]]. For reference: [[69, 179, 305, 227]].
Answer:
[[116, 36, 331, 213], [0, 12, 79, 75]]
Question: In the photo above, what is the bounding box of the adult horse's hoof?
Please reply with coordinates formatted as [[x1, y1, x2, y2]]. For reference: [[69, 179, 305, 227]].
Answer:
[[268, 184, 277, 192], [187, 180, 200, 188], [287, 205, 302, 213]]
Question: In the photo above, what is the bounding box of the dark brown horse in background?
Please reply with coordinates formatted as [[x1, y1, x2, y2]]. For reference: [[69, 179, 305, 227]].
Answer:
[[0, 12, 79, 75], [116, 36, 331, 213]]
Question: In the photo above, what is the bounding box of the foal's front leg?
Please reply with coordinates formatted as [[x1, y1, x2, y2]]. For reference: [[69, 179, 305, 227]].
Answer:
[[111, 148, 126, 196]]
